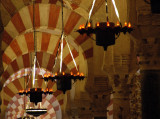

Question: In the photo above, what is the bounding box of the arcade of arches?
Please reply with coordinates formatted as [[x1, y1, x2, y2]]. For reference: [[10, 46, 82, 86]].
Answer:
[[0, 0, 160, 119]]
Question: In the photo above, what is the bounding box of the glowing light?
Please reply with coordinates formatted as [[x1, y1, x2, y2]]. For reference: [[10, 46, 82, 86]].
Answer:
[[128, 22, 131, 28], [107, 22, 110, 27], [71, 72, 73, 75], [124, 22, 127, 27], [55, 72, 57, 76], [80, 73, 84, 76], [82, 24, 85, 29], [44, 74, 47, 77], [77, 72, 80, 75], [117, 21, 120, 26], [79, 25, 82, 29], [47, 73, 51, 77], [88, 22, 91, 27], [96, 22, 100, 27], [63, 72, 65, 75]]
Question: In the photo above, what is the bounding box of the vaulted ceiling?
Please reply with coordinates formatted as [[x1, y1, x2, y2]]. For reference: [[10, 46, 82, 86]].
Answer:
[[0, 0, 139, 118]]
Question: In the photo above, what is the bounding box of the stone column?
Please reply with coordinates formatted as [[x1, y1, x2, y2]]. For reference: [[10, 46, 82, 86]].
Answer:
[[108, 74, 131, 119], [129, 73, 142, 119], [138, 37, 160, 119]]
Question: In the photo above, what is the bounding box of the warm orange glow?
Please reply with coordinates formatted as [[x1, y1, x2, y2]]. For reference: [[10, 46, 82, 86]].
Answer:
[[49, 89, 53, 92], [79, 25, 82, 29], [51, 74, 54, 77], [128, 22, 131, 28], [82, 24, 85, 29], [47, 88, 49, 91], [41, 88, 43, 91], [77, 72, 80, 75], [80, 73, 84, 76], [70, 72, 73, 75], [19, 90, 22, 93], [28, 88, 30, 91], [35, 88, 37, 91], [48, 73, 51, 77], [124, 22, 127, 26], [117, 21, 120, 26], [63, 72, 65, 75], [107, 22, 110, 27], [97, 22, 100, 27], [88, 22, 91, 27], [55, 72, 57, 76], [44, 74, 47, 77]]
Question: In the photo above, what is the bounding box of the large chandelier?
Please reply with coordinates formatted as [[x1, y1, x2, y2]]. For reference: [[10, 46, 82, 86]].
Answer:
[[77, 0, 133, 50], [42, 0, 85, 94]]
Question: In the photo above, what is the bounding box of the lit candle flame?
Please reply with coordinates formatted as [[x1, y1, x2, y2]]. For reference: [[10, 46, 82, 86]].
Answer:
[[124, 22, 127, 27], [88, 22, 91, 27], [80, 73, 84, 76], [55, 72, 57, 76], [77, 72, 80, 75], [49, 89, 53, 92], [63, 72, 65, 75], [117, 21, 120, 26], [97, 22, 100, 27], [128, 22, 131, 28], [82, 24, 85, 29], [44, 74, 47, 78], [48, 73, 51, 77], [107, 22, 110, 27], [70, 72, 73, 75], [35, 88, 37, 91]]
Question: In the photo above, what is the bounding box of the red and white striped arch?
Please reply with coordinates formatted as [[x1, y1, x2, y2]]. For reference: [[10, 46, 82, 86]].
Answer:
[[5, 94, 62, 119], [1, 32, 81, 83], [1, 0, 104, 26], [1, 4, 93, 52]]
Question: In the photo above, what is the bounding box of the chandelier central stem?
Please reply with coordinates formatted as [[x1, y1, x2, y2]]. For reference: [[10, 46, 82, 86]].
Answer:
[[32, 0, 37, 88]]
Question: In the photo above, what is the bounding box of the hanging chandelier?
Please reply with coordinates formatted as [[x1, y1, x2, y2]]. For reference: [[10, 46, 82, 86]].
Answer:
[[77, 0, 133, 50], [42, 0, 85, 94], [18, 88, 53, 105]]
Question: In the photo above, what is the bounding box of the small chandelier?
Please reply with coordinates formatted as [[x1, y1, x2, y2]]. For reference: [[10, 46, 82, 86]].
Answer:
[[43, 72, 85, 94], [42, 0, 85, 94], [76, 0, 133, 50], [18, 88, 53, 105]]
